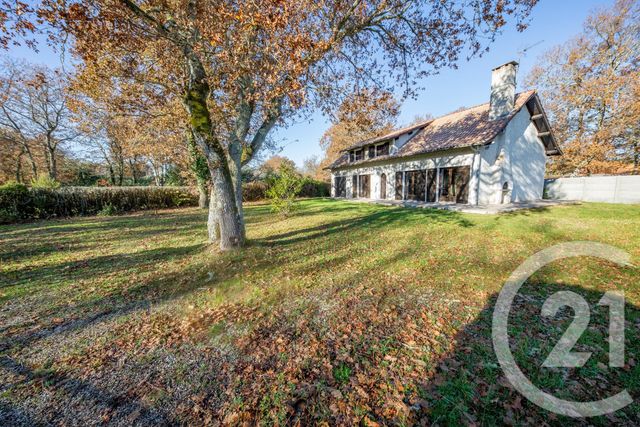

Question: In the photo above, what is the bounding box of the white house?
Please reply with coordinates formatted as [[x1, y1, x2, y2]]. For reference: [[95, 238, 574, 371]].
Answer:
[[328, 61, 561, 205]]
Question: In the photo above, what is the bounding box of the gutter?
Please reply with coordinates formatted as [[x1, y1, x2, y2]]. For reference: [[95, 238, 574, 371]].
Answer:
[[471, 144, 482, 206]]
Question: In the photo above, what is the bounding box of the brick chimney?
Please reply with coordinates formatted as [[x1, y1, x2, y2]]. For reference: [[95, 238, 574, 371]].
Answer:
[[489, 61, 518, 120]]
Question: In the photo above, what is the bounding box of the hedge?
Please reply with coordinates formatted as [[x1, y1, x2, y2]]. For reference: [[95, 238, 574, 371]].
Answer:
[[242, 178, 330, 202], [0, 183, 198, 224], [243, 181, 269, 202]]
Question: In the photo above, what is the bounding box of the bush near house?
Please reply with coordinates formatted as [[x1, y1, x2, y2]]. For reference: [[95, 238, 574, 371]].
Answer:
[[266, 165, 306, 216], [0, 183, 198, 223], [242, 181, 269, 202]]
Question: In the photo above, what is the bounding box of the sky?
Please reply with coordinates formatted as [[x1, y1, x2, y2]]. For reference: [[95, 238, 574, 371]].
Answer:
[[6, 0, 615, 168]]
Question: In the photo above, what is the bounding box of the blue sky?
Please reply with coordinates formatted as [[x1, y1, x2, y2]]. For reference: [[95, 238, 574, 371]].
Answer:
[[7, 0, 613, 167]]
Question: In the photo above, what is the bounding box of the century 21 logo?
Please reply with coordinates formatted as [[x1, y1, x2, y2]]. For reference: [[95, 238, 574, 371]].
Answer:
[[492, 242, 633, 418]]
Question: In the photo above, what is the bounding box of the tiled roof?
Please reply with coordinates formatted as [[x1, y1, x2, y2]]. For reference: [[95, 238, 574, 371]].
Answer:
[[329, 90, 537, 169], [341, 119, 433, 152]]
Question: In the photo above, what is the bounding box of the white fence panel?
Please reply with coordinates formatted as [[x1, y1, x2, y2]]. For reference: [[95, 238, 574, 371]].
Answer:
[[544, 175, 640, 204]]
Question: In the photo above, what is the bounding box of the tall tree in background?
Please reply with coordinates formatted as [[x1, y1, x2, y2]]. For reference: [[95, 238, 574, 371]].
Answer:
[[301, 155, 322, 179], [39, 0, 537, 250], [527, 0, 640, 176], [259, 155, 298, 178], [0, 61, 78, 179], [318, 90, 400, 180], [0, 59, 76, 180]]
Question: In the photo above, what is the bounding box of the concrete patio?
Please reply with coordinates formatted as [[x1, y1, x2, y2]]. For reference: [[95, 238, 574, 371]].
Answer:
[[351, 198, 579, 214]]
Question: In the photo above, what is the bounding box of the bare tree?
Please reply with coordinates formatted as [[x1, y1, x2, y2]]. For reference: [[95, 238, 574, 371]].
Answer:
[[0, 59, 76, 180]]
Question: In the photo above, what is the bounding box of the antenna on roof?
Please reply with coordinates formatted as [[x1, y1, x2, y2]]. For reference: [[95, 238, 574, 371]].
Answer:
[[517, 40, 544, 62]]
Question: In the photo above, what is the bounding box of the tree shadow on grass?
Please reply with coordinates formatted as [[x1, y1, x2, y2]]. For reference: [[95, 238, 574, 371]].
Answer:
[[0, 239, 254, 353], [0, 209, 207, 264], [0, 209, 205, 237], [1, 244, 205, 292], [254, 205, 474, 247], [0, 355, 172, 426], [418, 279, 640, 426]]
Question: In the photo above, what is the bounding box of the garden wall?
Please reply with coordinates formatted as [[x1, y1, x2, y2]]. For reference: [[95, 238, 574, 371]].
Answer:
[[544, 175, 640, 204]]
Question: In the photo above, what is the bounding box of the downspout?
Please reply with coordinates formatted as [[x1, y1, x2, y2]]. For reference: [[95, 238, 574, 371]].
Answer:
[[471, 145, 482, 205]]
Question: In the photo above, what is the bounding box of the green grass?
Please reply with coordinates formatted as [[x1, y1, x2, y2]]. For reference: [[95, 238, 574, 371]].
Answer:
[[0, 199, 639, 425]]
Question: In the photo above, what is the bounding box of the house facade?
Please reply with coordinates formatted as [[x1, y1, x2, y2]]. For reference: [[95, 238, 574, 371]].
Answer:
[[328, 61, 561, 205]]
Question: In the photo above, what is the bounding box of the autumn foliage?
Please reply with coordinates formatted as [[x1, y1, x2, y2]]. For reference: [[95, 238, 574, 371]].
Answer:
[[318, 89, 400, 180], [527, 0, 640, 176]]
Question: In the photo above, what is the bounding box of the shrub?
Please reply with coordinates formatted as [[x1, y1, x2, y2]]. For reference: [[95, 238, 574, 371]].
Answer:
[[98, 203, 118, 216], [243, 181, 268, 202], [265, 165, 304, 216], [242, 178, 329, 202], [299, 177, 330, 198], [0, 186, 198, 224], [0, 182, 30, 223], [30, 175, 61, 189]]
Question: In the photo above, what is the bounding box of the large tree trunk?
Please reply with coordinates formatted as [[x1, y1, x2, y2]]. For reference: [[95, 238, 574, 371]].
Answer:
[[207, 187, 219, 241], [187, 131, 211, 209], [26, 151, 37, 179], [228, 145, 246, 240], [108, 163, 116, 185], [209, 165, 243, 249], [197, 178, 209, 208], [117, 157, 124, 186], [129, 158, 139, 184], [182, 59, 244, 250]]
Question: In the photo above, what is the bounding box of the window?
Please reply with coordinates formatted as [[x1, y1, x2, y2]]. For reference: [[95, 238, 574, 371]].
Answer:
[[405, 170, 426, 201], [334, 176, 346, 197], [368, 146, 375, 159], [349, 151, 355, 162], [426, 169, 437, 202], [438, 166, 471, 203], [354, 149, 364, 161], [501, 182, 510, 204], [395, 172, 403, 200], [359, 175, 370, 198], [376, 142, 390, 157], [352, 175, 358, 198]]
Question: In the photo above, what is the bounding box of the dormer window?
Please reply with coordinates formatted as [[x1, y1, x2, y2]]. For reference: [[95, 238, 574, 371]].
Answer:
[[376, 142, 390, 157], [349, 142, 390, 163]]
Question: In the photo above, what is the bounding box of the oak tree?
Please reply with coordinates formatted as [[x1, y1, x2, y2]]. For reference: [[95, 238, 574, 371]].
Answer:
[[38, 0, 537, 249]]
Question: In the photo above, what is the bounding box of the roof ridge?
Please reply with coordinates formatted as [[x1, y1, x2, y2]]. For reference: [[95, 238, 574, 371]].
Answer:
[[428, 89, 536, 123], [341, 119, 433, 152]]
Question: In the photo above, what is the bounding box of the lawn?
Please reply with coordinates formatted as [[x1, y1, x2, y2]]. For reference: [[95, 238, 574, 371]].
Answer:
[[1, 199, 639, 425]]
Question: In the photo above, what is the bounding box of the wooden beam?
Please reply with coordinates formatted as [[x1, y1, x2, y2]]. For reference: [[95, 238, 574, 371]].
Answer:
[[531, 114, 544, 120], [538, 131, 551, 137]]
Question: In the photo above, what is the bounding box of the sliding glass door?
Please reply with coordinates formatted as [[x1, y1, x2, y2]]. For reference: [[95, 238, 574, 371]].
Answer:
[[438, 166, 470, 203]]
